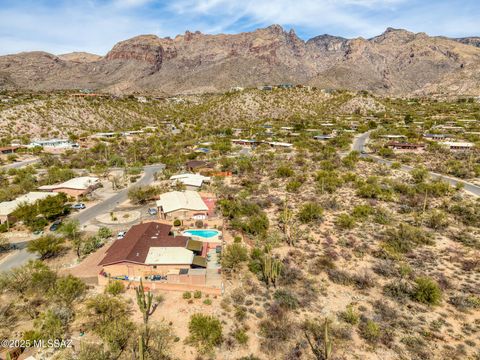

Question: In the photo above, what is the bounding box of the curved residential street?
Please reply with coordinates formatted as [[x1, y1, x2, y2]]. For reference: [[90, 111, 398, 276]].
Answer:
[[352, 132, 480, 196], [0, 164, 164, 272]]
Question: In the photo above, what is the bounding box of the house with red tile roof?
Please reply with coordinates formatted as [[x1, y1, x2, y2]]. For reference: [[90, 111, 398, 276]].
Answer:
[[98, 222, 207, 283]]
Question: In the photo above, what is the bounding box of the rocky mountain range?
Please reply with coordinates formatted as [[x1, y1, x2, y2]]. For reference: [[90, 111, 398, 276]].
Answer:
[[1, 25, 479, 96]]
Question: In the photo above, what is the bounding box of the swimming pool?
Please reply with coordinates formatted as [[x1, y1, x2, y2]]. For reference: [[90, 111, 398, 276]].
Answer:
[[183, 229, 221, 239]]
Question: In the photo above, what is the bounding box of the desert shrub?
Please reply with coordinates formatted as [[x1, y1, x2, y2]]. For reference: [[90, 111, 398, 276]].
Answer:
[[352, 270, 376, 289], [273, 289, 299, 310], [258, 316, 292, 353], [309, 255, 336, 275], [298, 202, 323, 223], [372, 260, 399, 278], [410, 166, 429, 183], [187, 314, 223, 354], [183, 291, 192, 299], [327, 269, 353, 286], [335, 214, 356, 229], [383, 280, 412, 303], [359, 319, 381, 343], [448, 202, 480, 227], [315, 170, 343, 193], [339, 305, 359, 325], [425, 210, 449, 230], [234, 306, 247, 322], [105, 280, 125, 296], [451, 229, 480, 249], [276, 165, 294, 178], [286, 179, 302, 192], [173, 219, 181, 227], [193, 290, 202, 299], [384, 223, 432, 254], [352, 204, 374, 219], [412, 277, 442, 305], [448, 295, 480, 310], [233, 328, 249, 345]]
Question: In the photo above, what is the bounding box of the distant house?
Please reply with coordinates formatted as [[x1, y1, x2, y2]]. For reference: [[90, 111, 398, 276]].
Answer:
[[381, 135, 407, 140], [156, 191, 210, 220], [27, 139, 79, 152], [314, 135, 334, 141], [186, 160, 214, 174], [170, 173, 211, 191], [194, 147, 210, 154], [92, 132, 117, 139], [423, 134, 453, 141], [0, 146, 20, 155], [0, 192, 54, 225], [441, 141, 475, 151], [38, 176, 100, 199], [260, 85, 273, 91], [98, 222, 208, 284], [232, 139, 262, 147], [266, 141, 293, 148], [385, 142, 426, 151]]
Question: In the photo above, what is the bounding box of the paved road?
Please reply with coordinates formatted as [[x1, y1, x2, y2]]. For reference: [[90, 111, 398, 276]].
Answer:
[[0, 240, 39, 272], [72, 164, 164, 226], [1, 157, 39, 170], [0, 164, 164, 272], [352, 132, 480, 196]]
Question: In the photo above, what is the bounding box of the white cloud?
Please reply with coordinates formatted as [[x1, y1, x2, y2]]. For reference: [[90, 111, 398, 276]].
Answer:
[[0, 0, 478, 55]]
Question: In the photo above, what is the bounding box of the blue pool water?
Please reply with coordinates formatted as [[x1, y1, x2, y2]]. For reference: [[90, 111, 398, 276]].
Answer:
[[183, 229, 220, 239]]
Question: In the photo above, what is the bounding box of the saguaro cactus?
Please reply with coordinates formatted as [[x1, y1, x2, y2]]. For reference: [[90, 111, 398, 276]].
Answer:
[[136, 279, 154, 329], [262, 255, 282, 288]]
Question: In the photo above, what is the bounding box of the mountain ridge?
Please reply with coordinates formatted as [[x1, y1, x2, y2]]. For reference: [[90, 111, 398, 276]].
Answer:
[[1, 25, 479, 96]]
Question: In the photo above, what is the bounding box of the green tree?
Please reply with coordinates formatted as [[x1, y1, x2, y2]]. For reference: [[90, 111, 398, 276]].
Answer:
[[221, 243, 248, 273], [59, 219, 82, 258], [51, 275, 86, 306], [27, 235, 65, 259]]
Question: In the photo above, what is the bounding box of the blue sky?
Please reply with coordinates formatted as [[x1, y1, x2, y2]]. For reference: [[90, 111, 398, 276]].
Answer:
[[0, 0, 479, 55]]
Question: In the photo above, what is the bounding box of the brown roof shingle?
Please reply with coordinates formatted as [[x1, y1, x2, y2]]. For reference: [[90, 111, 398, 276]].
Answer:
[[99, 222, 189, 266]]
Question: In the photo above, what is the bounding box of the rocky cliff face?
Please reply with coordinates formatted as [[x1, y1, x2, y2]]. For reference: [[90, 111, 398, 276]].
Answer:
[[1, 25, 480, 96]]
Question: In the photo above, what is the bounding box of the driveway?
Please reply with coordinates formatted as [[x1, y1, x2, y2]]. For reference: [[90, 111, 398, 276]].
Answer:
[[0, 163, 164, 272], [352, 132, 480, 196]]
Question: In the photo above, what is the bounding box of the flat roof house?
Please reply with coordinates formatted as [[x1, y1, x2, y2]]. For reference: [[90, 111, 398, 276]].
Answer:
[[0, 192, 53, 225], [385, 142, 426, 151], [27, 139, 79, 153], [156, 191, 209, 221], [423, 134, 453, 141], [266, 141, 293, 148], [38, 176, 100, 199], [442, 141, 475, 151], [170, 173, 211, 191], [232, 139, 262, 147], [0, 146, 21, 155], [98, 222, 207, 284], [185, 160, 214, 174]]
